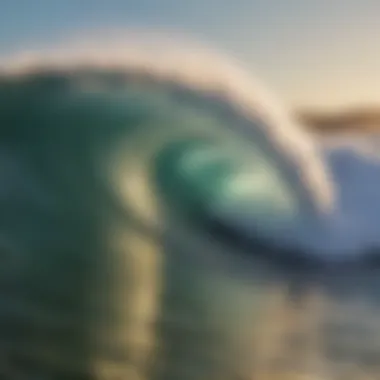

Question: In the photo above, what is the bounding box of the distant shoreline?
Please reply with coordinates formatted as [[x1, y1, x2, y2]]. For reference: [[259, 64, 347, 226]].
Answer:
[[296, 108, 380, 134]]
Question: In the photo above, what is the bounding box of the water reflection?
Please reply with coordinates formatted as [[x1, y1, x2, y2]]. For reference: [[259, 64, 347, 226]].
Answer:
[[155, 225, 380, 380]]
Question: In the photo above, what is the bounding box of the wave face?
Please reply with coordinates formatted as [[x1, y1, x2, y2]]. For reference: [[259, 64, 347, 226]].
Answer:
[[1, 33, 380, 380]]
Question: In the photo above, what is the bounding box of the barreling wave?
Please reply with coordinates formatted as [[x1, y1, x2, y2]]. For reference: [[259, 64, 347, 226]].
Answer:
[[0, 30, 335, 217], [0, 30, 361, 380]]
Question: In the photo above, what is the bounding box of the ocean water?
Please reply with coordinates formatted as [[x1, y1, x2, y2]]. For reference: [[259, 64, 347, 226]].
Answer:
[[1, 34, 380, 380], [321, 134, 380, 253]]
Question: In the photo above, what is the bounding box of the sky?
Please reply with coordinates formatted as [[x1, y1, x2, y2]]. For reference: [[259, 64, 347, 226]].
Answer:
[[1, 0, 380, 111]]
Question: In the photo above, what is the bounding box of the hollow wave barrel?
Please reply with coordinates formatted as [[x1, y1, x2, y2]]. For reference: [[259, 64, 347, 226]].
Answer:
[[0, 38, 378, 380]]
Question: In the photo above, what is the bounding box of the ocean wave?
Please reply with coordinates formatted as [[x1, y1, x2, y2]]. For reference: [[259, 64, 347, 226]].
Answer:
[[2, 30, 378, 261]]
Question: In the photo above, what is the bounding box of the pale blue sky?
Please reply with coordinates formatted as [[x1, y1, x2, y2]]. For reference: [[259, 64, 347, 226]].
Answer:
[[2, 0, 380, 110]]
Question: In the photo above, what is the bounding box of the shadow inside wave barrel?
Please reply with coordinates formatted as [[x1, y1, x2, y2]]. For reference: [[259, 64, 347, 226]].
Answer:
[[203, 214, 380, 271]]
